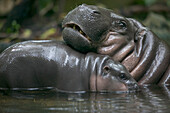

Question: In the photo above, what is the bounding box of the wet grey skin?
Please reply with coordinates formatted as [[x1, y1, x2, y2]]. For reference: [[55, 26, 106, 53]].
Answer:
[[62, 4, 170, 85], [0, 40, 138, 92]]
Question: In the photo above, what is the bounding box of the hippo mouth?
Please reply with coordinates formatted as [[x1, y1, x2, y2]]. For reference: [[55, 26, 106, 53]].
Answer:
[[64, 23, 92, 42]]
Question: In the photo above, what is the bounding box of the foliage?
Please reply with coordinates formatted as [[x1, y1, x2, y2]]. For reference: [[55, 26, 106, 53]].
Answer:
[[40, 28, 57, 39], [6, 20, 20, 33], [0, 0, 169, 46], [144, 0, 158, 6]]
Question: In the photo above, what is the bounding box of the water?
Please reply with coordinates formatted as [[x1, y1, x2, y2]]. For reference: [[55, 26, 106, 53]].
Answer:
[[0, 85, 169, 113]]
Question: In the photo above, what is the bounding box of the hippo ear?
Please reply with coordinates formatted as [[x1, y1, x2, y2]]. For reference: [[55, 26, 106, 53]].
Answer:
[[134, 29, 147, 57], [128, 18, 147, 57]]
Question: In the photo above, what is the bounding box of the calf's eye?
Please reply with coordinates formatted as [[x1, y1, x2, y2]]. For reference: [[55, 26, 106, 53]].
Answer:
[[119, 73, 128, 80]]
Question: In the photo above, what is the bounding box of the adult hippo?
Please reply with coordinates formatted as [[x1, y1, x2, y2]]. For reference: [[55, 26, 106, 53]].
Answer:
[[62, 4, 170, 85], [0, 40, 138, 92]]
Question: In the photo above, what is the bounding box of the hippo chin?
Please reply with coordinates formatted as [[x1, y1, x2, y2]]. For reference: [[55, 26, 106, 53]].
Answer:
[[62, 4, 170, 85], [0, 40, 138, 92]]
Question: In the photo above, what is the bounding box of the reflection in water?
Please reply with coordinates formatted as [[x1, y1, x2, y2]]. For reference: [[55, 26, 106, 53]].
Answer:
[[0, 85, 169, 113]]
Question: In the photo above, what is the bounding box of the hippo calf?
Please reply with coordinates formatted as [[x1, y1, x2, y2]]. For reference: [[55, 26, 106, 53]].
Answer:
[[0, 40, 138, 92], [62, 4, 170, 85]]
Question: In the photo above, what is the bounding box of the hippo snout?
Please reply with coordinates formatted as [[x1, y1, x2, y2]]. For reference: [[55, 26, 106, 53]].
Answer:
[[127, 82, 139, 92], [119, 73, 139, 91]]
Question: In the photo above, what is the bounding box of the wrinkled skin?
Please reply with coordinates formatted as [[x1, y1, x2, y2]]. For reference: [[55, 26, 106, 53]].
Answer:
[[62, 4, 170, 85], [0, 40, 138, 92]]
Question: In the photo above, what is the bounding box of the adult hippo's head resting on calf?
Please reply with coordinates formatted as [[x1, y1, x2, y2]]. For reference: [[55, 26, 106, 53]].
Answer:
[[0, 41, 138, 92], [62, 4, 136, 53], [62, 4, 170, 85]]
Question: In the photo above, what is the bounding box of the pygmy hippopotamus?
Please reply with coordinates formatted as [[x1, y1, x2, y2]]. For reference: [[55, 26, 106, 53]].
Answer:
[[0, 40, 138, 92], [62, 4, 170, 85]]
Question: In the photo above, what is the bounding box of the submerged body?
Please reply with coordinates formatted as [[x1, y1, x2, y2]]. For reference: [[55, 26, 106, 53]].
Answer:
[[62, 4, 170, 85], [0, 40, 138, 92]]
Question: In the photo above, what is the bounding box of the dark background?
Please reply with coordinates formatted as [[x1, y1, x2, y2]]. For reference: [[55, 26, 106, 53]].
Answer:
[[0, 0, 169, 52]]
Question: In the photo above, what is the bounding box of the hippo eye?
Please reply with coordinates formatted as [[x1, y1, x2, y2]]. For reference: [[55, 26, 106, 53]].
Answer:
[[119, 73, 128, 80], [119, 21, 127, 28], [115, 21, 127, 30], [103, 66, 110, 74]]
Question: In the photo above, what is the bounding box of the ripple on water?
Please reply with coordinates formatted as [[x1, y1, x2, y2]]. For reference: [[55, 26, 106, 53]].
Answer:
[[0, 85, 170, 113]]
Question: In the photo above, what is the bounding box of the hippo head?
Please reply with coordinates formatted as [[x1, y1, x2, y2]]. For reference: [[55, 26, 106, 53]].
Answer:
[[89, 55, 139, 92], [62, 4, 142, 55]]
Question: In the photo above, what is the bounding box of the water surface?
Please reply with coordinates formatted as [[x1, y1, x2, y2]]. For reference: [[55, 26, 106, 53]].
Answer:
[[0, 85, 169, 113]]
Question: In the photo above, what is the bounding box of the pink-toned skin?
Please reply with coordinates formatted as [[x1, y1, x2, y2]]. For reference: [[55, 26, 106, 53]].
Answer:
[[90, 74, 128, 92], [62, 4, 170, 85]]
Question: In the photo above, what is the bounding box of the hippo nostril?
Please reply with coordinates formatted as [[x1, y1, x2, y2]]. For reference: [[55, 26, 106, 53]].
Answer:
[[134, 83, 139, 89], [128, 83, 139, 91], [93, 10, 101, 15]]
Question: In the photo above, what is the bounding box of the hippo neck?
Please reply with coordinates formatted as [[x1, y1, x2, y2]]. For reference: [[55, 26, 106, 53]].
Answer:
[[122, 30, 157, 76], [97, 29, 170, 84], [83, 53, 110, 90], [120, 30, 170, 84], [135, 31, 170, 84], [84, 53, 109, 72]]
